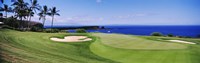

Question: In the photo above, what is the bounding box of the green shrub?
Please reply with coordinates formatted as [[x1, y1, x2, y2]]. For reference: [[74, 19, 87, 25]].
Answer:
[[30, 26, 42, 32], [151, 32, 163, 36], [167, 34, 174, 37], [76, 29, 87, 33], [1, 25, 14, 29], [45, 29, 60, 33], [44, 29, 51, 33], [197, 34, 200, 38], [60, 30, 68, 33]]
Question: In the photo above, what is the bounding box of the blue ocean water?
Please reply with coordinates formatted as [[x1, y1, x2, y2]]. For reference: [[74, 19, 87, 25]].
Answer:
[[87, 25, 200, 37]]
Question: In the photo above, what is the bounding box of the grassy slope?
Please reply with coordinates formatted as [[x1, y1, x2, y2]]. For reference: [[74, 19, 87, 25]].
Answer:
[[0, 30, 116, 63], [90, 33, 200, 63]]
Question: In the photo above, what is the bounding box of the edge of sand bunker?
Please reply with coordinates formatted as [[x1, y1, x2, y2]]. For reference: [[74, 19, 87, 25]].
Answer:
[[167, 40, 196, 44], [50, 36, 92, 42]]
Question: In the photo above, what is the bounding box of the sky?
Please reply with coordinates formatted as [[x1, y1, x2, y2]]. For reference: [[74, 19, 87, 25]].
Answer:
[[1, 0, 200, 26]]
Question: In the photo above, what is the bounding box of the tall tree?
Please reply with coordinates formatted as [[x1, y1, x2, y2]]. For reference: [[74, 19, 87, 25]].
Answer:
[[12, 0, 29, 29], [38, 5, 48, 30], [48, 7, 60, 32], [0, 4, 12, 18], [26, 8, 34, 29], [27, 0, 40, 29]]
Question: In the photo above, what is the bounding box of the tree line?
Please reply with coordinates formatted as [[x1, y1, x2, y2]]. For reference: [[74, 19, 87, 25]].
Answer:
[[0, 0, 60, 32]]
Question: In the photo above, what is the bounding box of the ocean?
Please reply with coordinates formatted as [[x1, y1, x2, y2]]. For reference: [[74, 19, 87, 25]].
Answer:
[[86, 25, 200, 37]]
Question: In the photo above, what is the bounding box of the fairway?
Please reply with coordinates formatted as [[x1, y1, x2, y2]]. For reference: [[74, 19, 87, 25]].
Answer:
[[1, 0, 199, 62], [0, 30, 115, 63], [1, 30, 200, 63]]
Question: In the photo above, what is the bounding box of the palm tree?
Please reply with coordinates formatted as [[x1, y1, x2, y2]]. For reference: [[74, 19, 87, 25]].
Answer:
[[29, 0, 40, 12], [48, 7, 60, 32], [27, 0, 40, 29], [26, 8, 34, 29], [38, 5, 48, 30], [12, 0, 29, 29], [0, 4, 12, 18]]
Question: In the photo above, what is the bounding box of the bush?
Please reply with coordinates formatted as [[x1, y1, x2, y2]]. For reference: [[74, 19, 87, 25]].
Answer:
[[1, 25, 14, 29], [30, 26, 42, 32], [45, 29, 60, 33], [197, 34, 200, 38], [167, 34, 174, 37], [151, 32, 163, 36], [44, 29, 51, 33], [76, 29, 87, 33], [59, 30, 68, 33], [177, 36, 192, 38]]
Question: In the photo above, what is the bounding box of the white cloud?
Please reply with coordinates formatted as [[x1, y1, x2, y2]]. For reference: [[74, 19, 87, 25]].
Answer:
[[31, 15, 105, 26]]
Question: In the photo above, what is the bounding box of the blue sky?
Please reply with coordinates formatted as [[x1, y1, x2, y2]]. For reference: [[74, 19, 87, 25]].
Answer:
[[1, 0, 200, 26]]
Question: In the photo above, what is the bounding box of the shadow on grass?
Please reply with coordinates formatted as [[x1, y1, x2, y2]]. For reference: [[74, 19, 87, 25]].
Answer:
[[0, 49, 10, 63]]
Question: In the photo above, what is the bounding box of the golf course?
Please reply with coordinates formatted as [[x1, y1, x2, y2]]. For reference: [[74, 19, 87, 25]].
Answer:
[[1, 0, 200, 63], [0, 29, 200, 63]]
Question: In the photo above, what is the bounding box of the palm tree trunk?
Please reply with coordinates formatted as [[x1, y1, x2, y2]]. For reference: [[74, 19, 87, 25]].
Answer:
[[4, 11, 7, 23], [14, 12, 17, 29], [42, 15, 46, 31], [51, 15, 54, 32], [26, 16, 29, 31], [5, 11, 7, 18], [22, 18, 24, 31], [28, 16, 32, 31], [19, 17, 22, 29]]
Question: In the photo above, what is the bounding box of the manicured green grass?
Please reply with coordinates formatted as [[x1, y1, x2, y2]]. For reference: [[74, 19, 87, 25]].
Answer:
[[90, 33, 200, 63], [0, 29, 115, 63], [93, 33, 187, 50], [1, 29, 200, 63]]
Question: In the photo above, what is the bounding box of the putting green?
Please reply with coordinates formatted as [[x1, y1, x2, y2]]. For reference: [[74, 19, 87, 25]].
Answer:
[[90, 41, 191, 63], [90, 33, 200, 63], [93, 33, 187, 50]]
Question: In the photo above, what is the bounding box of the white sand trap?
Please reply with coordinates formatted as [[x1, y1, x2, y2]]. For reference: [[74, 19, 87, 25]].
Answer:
[[50, 36, 92, 42], [167, 40, 196, 44]]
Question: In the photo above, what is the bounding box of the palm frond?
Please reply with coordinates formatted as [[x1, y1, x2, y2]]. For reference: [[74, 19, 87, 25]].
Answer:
[[4, 4, 8, 10], [8, 7, 13, 12], [0, 0, 3, 3], [11, 2, 19, 6], [55, 13, 60, 16], [33, 0, 37, 5], [56, 10, 60, 12], [0, 7, 4, 11], [30, 0, 33, 4], [47, 13, 52, 16]]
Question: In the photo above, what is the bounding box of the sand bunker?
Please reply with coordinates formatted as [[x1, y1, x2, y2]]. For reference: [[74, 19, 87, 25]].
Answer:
[[50, 36, 92, 42], [167, 40, 196, 44]]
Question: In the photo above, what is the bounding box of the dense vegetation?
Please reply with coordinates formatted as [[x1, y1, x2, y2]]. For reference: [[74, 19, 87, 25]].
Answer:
[[76, 29, 87, 33], [151, 32, 163, 36], [0, 0, 59, 32]]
